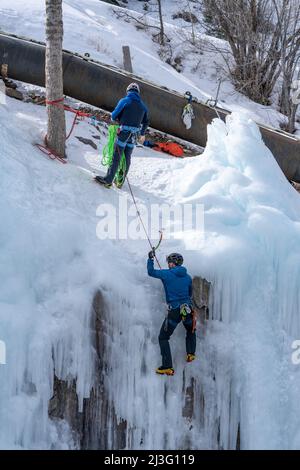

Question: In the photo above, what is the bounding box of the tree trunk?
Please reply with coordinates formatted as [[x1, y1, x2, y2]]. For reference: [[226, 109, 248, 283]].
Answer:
[[45, 0, 66, 157], [157, 0, 165, 46], [187, 1, 196, 45], [287, 104, 297, 134]]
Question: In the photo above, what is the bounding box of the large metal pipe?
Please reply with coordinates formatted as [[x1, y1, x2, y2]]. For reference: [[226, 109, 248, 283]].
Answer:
[[1, 32, 300, 181]]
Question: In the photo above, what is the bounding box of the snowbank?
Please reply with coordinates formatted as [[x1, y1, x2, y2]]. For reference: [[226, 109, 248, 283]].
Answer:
[[1, 85, 300, 448]]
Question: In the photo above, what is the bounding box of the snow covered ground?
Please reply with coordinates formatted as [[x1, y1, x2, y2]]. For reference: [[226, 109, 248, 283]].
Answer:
[[1, 80, 300, 448], [0, 88, 183, 448], [0, 0, 297, 131], [1, 0, 300, 451]]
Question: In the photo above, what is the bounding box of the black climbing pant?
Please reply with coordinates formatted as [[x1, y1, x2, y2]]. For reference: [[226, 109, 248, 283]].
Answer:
[[105, 130, 135, 184], [158, 307, 196, 369]]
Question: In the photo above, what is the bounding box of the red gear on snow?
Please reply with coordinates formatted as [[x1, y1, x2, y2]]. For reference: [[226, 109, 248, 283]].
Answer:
[[153, 142, 184, 157]]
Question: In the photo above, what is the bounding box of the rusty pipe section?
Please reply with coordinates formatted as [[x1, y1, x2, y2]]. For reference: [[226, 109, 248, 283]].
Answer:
[[0, 32, 300, 181]]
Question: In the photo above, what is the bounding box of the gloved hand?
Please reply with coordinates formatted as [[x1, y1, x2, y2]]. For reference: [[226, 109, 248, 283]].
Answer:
[[148, 248, 155, 259]]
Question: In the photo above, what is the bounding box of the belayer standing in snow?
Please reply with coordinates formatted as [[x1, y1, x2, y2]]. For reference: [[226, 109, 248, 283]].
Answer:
[[96, 82, 149, 188], [147, 251, 196, 376]]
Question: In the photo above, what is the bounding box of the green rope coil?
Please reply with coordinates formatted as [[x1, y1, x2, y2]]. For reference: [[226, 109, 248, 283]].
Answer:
[[102, 124, 126, 186]]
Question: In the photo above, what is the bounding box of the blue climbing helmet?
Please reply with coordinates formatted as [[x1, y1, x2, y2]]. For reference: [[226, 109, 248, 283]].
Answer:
[[166, 253, 183, 266], [126, 82, 140, 94]]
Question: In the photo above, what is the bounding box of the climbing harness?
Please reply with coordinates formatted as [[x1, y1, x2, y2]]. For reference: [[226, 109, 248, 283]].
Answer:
[[180, 303, 192, 320], [119, 125, 141, 147], [181, 91, 195, 130], [180, 304, 197, 334]]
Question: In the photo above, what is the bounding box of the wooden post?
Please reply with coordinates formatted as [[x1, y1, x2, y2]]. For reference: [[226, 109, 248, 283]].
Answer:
[[122, 46, 133, 73], [0, 64, 7, 94], [1, 64, 8, 78]]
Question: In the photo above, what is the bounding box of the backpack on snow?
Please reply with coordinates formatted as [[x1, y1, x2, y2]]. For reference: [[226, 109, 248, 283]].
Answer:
[[153, 142, 184, 157]]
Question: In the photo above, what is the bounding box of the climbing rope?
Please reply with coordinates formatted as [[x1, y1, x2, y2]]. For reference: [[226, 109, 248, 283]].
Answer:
[[102, 124, 127, 186], [205, 79, 223, 120], [102, 125, 118, 166], [104, 130, 163, 268], [35, 97, 101, 162], [37, 99, 163, 268], [126, 176, 162, 269]]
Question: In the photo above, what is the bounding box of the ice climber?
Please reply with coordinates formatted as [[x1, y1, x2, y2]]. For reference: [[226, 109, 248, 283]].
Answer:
[[96, 82, 149, 188], [147, 251, 196, 376]]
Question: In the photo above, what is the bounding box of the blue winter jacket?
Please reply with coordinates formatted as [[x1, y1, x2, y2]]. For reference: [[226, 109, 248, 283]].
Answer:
[[147, 259, 193, 309], [111, 91, 149, 135]]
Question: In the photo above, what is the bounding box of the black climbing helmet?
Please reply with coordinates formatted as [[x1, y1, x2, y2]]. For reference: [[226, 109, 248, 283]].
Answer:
[[126, 82, 140, 94], [166, 253, 183, 266]]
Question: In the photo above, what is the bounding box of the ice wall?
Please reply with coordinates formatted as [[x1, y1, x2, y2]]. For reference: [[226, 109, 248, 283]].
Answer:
[[173, 113, 300, 449], [2, 92, 300, 450]]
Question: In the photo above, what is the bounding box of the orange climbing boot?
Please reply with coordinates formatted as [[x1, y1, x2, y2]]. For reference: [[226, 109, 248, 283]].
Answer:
[[156, 366, 175, 376], [186, 354, 196, 363]]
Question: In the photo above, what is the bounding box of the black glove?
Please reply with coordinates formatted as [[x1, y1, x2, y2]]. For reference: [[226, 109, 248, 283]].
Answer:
[[148, 249, 155, 259]]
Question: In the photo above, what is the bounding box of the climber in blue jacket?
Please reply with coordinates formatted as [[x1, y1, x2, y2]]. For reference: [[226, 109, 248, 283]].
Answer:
[[147, 252, 196, 376], [96, 82, 149, 188]]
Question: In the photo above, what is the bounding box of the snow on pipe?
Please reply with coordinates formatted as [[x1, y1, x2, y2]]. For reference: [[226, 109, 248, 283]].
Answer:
[[0, 32, 300, 182]]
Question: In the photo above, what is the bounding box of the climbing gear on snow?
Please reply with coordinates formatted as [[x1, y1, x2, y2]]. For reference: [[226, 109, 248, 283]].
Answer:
[[143, 140, 184, 157], [153, 142, 184, 157], [156, 366, 175, 376], [186, 354, 196, 363], [126, 82, 140, 94], [180, 303, 192, 320], [182, 91, 195, 130], [35, 97, 101, 163], [35, 138, 68, 165], [166, 253, 183, 266]]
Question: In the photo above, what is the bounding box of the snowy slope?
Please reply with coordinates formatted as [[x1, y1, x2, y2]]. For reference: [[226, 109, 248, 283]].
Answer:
[[0, 0, 206, 98], [0, 89, 206, 449], [0, 0, 295, 131], [2, 79, 300, 449], [1, 0, 300, 451]]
